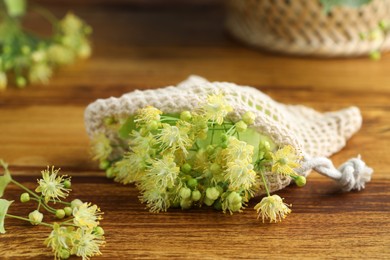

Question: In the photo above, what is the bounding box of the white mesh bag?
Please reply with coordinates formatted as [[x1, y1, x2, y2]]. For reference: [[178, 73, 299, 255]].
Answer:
[[84, 75, 373, 194]]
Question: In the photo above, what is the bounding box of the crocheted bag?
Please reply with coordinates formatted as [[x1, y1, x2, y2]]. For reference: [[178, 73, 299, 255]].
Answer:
[[84, 75, 372, 195]]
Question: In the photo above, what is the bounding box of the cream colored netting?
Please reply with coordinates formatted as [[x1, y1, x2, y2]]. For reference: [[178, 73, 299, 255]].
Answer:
[[84, 76, 372, 194]]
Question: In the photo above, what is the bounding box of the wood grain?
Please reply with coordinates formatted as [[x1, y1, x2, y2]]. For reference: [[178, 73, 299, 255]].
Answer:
[[0, 2, 389, 259]]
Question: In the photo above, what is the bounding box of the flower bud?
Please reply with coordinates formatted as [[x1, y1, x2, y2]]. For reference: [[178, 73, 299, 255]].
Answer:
[[227, 192, 242, 205], [206, 187, 220, 201], [63, 180, 71, 189], [242, 111, 256, 125], [106, 167, 115, 179], [55, 209, 66, 219], [180, 198, 192, 209], [64, 206, 72, 216], [99, 160, 110, 170], [209, 163, 221, 175], [187, 178, 198, 189], [203, 197, 214, 206], [20, 192, 30, 203], [191, 190, 201, 201], [179, 187, 192, 200], [94, 226, 105, 236], [295, 175, 307, 187], [16, 76, 26, 88], [181, 163, 191, 174], [220, 133, 228, 142], [235, 120, 247, 132], [28, 210, 43, 225], [59, 249, 70, 259], [180, 111, 192, 121], [71, 199, 83, 209]]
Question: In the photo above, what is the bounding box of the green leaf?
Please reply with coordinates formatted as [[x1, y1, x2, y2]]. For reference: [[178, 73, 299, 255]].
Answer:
[[319, 0, 372, 13], [118, 116, 136, 140], [0, 199, 13, 234], [0, 160, 12, 197]]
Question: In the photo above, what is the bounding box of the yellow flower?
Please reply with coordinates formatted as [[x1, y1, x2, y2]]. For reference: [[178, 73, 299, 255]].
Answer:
[[47, 44, 75, 65], [60, 13, 84, 35], [71, 228, 105, 260], [271, 145, 301, 176], [45, 223, 72, 260], [134, 105, 162, 126], [91, 133, 112, 161], [28, 63, 53, 84], [224, 160, 257, 190], [223, 136, 254, 163], [203, 93, 233, 125], [156, 123, 192, 154], [35, 166, 70, 203], [254, 195, 291, 223], [73, 202, 102, 229], [144, 155, 180, 190], [114, 149, 150, 184]]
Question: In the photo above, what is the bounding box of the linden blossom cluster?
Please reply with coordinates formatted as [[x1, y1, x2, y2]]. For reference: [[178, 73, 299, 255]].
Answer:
[[0, 0, 92, 89], [92, 93, 306, 223], [0, 160, 105, 260]]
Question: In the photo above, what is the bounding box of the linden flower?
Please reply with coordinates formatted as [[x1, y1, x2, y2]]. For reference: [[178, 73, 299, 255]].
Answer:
[[36, 167, 70, 203], [145, 155, 180, 190], [254, 195, 291, 223], [225, 160, 257, 190], [28, 63, 53, 84], [271, 145, 301, 176], [60, 13, 84, 35], [114, 149, 150, 184], [141, 189, 170, 213], [45, 223, 72, 260], [134, 105, 162, 126], [224, 136, 254, 163], [73, 202, 103, 229], [156, 123, 192, 154], [71, 228, 105, 260], [204, 93, 233, 125], [91, 133, 112, 161]]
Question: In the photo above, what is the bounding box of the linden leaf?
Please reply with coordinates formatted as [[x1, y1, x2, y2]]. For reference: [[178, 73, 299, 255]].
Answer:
[[0, 160, 12, 197], [0, 199, 13, 234]]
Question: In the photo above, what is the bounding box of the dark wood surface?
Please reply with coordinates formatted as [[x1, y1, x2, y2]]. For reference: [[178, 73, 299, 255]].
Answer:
[[0, 2, 389, 259]]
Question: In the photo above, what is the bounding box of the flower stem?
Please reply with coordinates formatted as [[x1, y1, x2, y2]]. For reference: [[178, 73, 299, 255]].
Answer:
[[259, 170, 271, 197], [31, 198, 56, 214], [6, 214, 53, 228], [10, 179, 40, 200]]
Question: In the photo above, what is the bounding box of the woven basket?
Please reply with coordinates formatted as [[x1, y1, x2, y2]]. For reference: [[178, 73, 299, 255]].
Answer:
[[225, 0, 390, 57]]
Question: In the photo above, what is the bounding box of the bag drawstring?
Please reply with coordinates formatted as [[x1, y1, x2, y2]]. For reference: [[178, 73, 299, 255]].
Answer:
[[297, 155, 373, 192]]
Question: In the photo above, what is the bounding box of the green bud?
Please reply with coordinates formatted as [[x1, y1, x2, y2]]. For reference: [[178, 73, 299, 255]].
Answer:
[[71, 199, 83, 209], [180, 111, 192, 121], [206, 187, 220, 200], [209, 163, 221, 175], [181, 163, 192, 174], [106, 167, 115, 179], [55, 209, 66, 219], [148, 120, 159, 131], [221, 133, 228, 142], [221, 141, 228, 149], [179, 187, 192, 199], [295, 175, 307, 187], [28, 210, 43, 225], [21, 45, 30, 54], [206, 145, 215, 155], [203, 197, 214, 206], [227, 192, 242, 205], [99, 160, 110, 170], [64, 206, 72, 216], [235, 120, 247, 132], [63, 180, 71, 189], [59, 249, 70, 259], [20, 192, 30, 203], [94, 226, 105, 236], [180, 198, 192, 209], [242, 111, 256, 125], [191, 190, 201, 201], [229, 202, 242, 212], [16, 76, 26, 88], [187, 178, 198, 189]]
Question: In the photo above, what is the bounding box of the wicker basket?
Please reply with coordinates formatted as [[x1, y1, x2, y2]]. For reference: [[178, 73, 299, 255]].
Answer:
[[225, 0, 390, 57]]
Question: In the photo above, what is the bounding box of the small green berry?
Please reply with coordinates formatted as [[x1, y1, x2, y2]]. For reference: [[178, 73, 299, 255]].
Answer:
[[99, 160, 110, 170], [242, 111, 256, 125], [64, 206, 72, 216], [187, 178, 198, 189], [55, 209, 66, 219], [235, 120, 247, 132], [106, 167, 115, 179], [63, 180, 71, 189], [20, 192, 30, 203], [94, 226, 105, 236], [191, 190, 201, 201], [203, 197, 214, 206], [179, 187, 192, 199], [295, 175, 307, 187], [28, 210, 43, 225], [180, 111, 192, 121], [227, 192, 242, 205], [181, 163, 192, 174], [71, 199, 83, 209], [206, 187, 220, 200]]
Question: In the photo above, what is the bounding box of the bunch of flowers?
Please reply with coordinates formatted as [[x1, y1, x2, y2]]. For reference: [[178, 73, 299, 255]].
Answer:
[[0, 0, 92, 89], [91, 92, 306, 223], [0, 160, 105, 260]]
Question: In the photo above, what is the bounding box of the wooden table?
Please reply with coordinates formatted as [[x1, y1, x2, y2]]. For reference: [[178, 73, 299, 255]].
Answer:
[[1, 1, 389, 259]]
